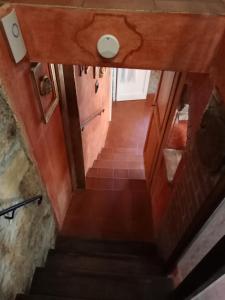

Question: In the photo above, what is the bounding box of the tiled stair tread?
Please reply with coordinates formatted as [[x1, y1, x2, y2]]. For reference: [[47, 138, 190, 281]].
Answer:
[[31, 269, 172, 300], [93, 159, 144, 169], [68, 189, 150, 209], [45, 252, 164, 276], [86, 177, 147, 191], [72, 189, 149, 199], [55, 237, 158, 257]]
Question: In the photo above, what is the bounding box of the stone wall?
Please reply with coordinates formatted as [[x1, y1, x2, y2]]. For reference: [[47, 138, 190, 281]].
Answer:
[[0, 85, 56, 300]]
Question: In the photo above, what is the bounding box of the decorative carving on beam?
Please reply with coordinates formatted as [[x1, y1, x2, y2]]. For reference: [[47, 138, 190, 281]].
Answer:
[[75, 14, 142, 65]]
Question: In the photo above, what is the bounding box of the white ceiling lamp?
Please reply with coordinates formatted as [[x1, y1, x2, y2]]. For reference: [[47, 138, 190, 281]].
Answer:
[[97, 34, 120, 59]]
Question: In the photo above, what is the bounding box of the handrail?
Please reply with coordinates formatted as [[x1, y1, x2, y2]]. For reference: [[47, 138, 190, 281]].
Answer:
[[0, 195, 42, 220], [80, 108, 105, 131]]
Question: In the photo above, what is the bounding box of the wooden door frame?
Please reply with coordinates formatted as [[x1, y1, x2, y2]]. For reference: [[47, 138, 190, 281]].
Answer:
[[144, 71, 185, 187], [56, 64, 86, 189]]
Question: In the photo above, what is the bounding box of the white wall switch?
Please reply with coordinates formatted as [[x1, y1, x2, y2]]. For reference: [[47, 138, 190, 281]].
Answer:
[[1, 9, 27, 63]]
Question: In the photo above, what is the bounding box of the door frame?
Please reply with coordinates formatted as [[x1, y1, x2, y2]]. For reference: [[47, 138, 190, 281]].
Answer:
[[56, 64, 86, 189]]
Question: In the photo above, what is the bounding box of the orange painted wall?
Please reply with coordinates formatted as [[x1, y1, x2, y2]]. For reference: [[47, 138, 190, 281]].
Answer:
[[74, 66, 111, 173], [0, 33, 72, 228]]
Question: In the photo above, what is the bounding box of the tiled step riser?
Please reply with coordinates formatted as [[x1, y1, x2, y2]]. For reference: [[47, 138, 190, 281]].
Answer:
[[93, 160, 144, 170], [87, 168, 145, 180], [86, 178, 147, 191], [98, 153, 143, 162], [102, 147, 143, 155]]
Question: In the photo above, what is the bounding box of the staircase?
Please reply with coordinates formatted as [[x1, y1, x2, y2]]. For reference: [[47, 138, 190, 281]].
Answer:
[[16, 238, 172, 300], [16, 146, 172, 299], [60, 146, 152, 241], [86, 146, 145, 191]]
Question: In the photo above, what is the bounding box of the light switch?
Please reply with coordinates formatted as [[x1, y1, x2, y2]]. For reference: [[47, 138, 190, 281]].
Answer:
[[1, 9, 27, 63]]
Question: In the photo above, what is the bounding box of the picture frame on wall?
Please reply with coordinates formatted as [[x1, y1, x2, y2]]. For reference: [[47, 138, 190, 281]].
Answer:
[[31, 63, 59, 124]]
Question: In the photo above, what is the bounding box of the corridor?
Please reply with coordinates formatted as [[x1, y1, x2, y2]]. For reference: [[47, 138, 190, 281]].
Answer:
[[62, 100, 153, 241]]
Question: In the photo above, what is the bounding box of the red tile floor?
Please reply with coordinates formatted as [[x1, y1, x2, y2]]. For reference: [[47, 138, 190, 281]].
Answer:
[[62, 99, 153, 241]]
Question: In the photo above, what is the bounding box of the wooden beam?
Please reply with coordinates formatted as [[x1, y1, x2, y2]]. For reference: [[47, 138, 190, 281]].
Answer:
[[1, 2, 224, 72]]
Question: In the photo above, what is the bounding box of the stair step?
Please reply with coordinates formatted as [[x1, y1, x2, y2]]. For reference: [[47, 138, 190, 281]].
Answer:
[[31, 269, 172, 300], [93, 159, 144, 170], [102, 147, 142, 155], [87, 168, 145, 180], [86, 178, 146, 191], [98, 152, 143, 162], [16, 295, 81, 300], [55, 237, 158, 257], [45, 251, 164, 276]]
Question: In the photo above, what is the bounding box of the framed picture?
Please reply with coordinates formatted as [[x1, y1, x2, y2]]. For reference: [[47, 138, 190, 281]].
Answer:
[[31, 63, 59, 124]]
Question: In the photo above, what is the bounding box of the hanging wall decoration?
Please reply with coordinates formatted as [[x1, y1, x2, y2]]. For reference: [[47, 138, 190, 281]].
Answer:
[[99, 67, 106, 78], [31, 63, 59, 124], [84, 66, 89, 74], [93, 66, 96, 79]]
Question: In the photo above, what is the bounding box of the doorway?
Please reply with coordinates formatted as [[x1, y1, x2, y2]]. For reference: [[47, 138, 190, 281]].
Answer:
[[112, 68, 151, 101]]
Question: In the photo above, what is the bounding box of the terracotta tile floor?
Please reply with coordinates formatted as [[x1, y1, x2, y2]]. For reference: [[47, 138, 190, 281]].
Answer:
[[106, 100, 152, 149], [62, 100, 153, 241], [62, 190, 152, 241]]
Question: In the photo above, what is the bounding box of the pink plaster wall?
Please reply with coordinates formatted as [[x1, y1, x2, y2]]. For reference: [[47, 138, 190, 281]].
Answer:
[[0, 29, 72, 228], [74, 66, 111, 173]]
